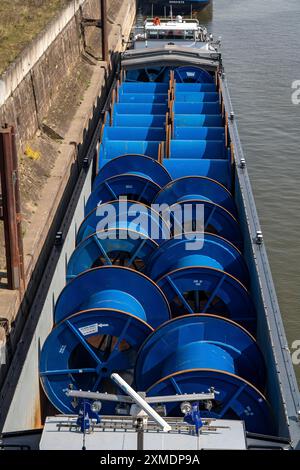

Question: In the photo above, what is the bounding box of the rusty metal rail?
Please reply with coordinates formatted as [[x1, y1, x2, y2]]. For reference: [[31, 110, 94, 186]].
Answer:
[[80, 0, 109, 62], [101, 0, 108, 62], [0, 125, 25, 291]]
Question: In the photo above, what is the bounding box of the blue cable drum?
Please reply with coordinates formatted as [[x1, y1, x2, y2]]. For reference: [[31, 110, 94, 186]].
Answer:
[[135, 314, 265, 393], [161, 200, 243, 250], [174, 84, 217, 93], [54, 266, 171, 327], [85, 174, 161, 215], [169, 140, 226, 159], [118, 94, 168, 103], [66, 229, 158, 280], [174, 93, 219, 104], [174, 66, 214, 84], [119, 83, 169, 93], [153, 261, 256, 333], [95, 154, 172, 189], [76, 200, 170, 245], [134, 315, 274, 435], [146, 233, 249, 287], [153, 176, 237, 217], [40, 266, 171, 414], [163, 159, 231, 189], [40, 308, 153, 415]]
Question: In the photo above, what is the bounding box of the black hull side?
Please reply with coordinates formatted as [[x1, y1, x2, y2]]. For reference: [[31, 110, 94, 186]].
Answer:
[[139, 1, 210, 17]]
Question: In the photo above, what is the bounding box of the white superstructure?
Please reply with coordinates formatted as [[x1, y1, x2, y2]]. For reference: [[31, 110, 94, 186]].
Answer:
[[134, 16, 215, 50]]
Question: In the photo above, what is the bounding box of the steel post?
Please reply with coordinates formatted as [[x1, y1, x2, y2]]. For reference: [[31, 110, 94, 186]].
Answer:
[[0, 126, 24, 290], [11, 126, 25, 292], [101, 0, 108, 62]]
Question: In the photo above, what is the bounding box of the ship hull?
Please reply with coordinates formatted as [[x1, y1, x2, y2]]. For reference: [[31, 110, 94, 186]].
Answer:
[[140, 0, 210, 16]]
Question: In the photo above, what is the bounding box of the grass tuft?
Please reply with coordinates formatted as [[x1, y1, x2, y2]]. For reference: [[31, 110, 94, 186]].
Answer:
[[0, 0, 71, 75]]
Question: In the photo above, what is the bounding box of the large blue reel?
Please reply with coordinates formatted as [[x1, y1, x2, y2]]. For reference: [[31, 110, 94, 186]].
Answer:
[[154, 176, 237, 217], [40, 266, 171, 414], [135, 314, 265, 392], [54, 266, 171, 327], [40, 308, 153, 415], [135, 315, 274, 435], [161, 199, 243, 252], [76, 200, 170, 245], [67, 229, 158, 279], [155, 265, 256, 334], [95, 154, 172, 189], [148, 371, 274, 435], [85, 174, 161, 215], [146, 233, 249, 287]]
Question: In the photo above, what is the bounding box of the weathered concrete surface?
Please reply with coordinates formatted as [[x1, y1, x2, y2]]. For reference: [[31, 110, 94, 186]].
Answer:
[[0, 0, 135, 151], [0, 1, 85, 150], [0, 1, 86, 105], [0, 0, 136, 386]]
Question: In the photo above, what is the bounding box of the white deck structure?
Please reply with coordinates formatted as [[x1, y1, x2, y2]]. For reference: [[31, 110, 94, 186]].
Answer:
[[134, 16, 215, 50], [40, 416, 247, 450]]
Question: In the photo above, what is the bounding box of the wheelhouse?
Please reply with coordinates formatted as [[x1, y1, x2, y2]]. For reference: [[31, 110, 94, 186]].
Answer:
[[134, 16, 209, 49]]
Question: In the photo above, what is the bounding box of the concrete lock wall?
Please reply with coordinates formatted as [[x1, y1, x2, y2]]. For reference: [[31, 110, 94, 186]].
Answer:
[[0, 0, 136, 151]]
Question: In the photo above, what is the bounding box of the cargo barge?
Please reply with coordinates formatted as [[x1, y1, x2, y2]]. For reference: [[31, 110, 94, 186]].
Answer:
[[0, 15, 300, 451]]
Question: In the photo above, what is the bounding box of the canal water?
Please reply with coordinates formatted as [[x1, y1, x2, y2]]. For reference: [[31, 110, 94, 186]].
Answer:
[[139, 0, 300, 383]]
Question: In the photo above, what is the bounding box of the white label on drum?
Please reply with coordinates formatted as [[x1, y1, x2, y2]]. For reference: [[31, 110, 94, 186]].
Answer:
[[79, 323, 98, 336]]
